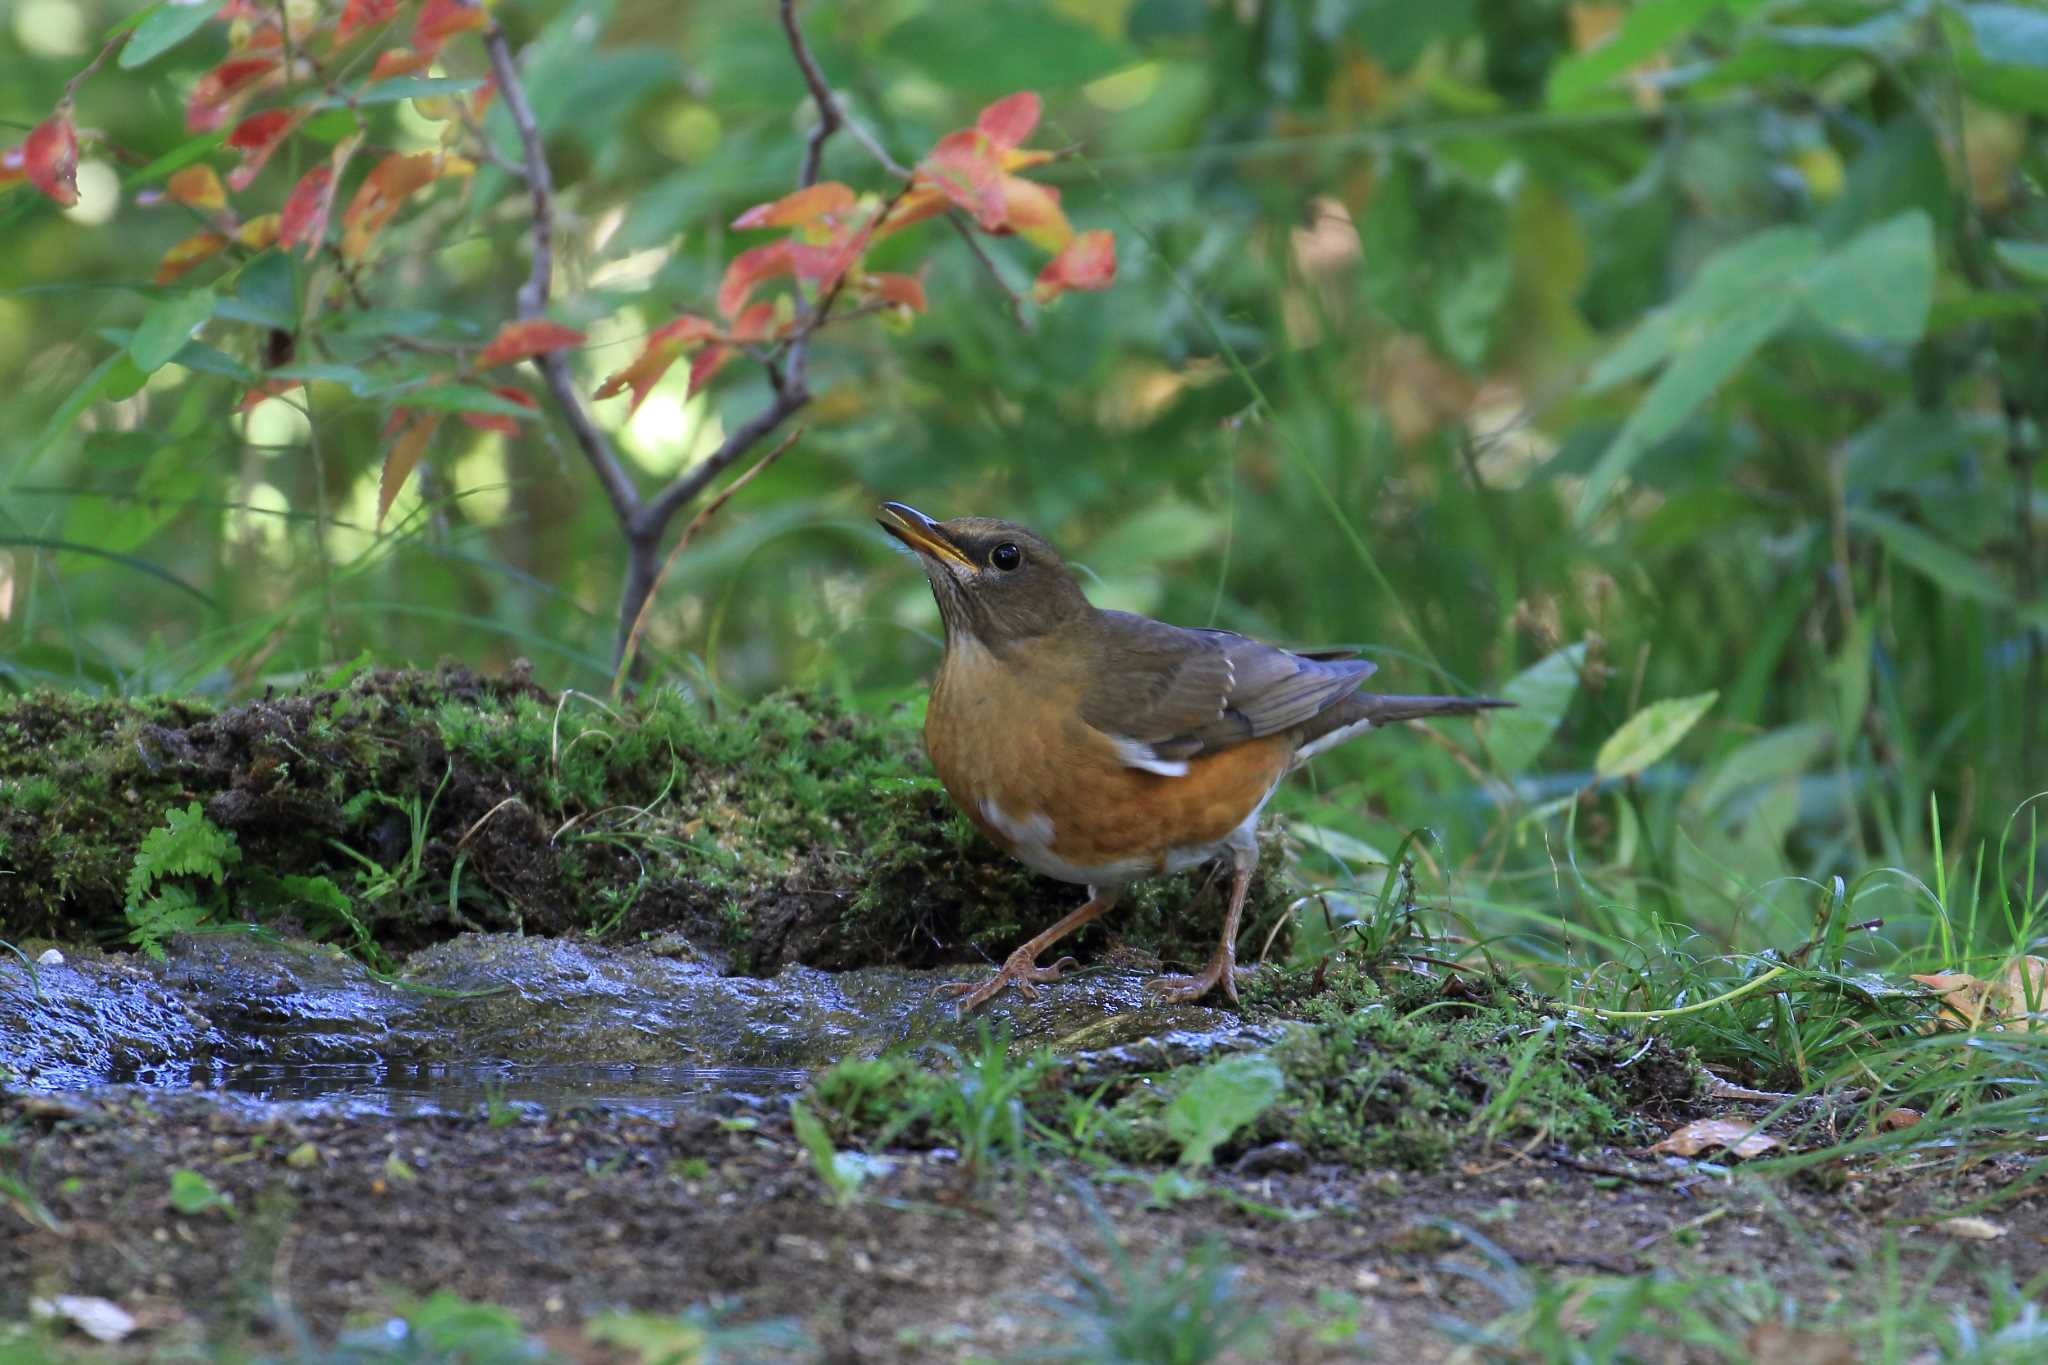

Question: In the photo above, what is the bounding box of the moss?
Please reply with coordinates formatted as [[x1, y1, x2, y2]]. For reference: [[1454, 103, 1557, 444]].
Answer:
[[0, 669, 1303, 978], [1099, 964, 1695, 1169]]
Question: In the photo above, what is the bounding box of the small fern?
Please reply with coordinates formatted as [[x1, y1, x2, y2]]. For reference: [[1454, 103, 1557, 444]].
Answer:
[[124, 803, 241, 959], [125, 802, 240, 904]]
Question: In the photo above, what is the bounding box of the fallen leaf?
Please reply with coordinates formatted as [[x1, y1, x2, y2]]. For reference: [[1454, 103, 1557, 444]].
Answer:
[[1648, 1117, 1779, 1159], [1912, 955, 2047, 1032], [1745, 1323, 1858, 1365], [1938, 1216, 2006, 1241]]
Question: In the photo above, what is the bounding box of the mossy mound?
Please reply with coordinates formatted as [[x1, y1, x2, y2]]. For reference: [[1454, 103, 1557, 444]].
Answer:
[[0, 668, 1289, 973]]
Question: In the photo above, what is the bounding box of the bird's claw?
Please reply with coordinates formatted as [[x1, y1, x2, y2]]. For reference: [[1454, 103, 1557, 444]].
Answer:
[[936, 953, 1082, 1015], [1143, 957, 1246, 1006]]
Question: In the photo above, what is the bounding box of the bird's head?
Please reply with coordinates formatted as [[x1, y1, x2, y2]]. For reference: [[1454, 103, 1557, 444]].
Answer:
[[877, 501, 1093, 650]]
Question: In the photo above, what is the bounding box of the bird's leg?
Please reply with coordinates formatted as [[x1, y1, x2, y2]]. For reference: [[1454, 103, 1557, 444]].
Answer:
[[1145, 844, 1257, 1006], [938, 887, 1122, 1015]]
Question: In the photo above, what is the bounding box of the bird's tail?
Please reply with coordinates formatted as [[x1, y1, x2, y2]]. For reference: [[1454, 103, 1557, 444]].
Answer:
[[1355, 692, 1513, 724], [1292, 691, 1512, 765]]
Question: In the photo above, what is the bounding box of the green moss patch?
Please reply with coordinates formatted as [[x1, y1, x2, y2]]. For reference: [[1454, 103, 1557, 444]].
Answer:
[[0, 668, 1284, 972]]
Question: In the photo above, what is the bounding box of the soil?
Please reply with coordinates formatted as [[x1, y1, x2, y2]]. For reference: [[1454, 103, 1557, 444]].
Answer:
[[5, 1091, 2042, 1362]]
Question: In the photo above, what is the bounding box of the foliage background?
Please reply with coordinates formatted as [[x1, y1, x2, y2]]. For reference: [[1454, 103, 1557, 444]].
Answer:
[[2, 0, 2044, 969]]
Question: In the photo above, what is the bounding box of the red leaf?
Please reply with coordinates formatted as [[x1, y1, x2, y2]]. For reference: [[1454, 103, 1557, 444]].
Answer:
[[185, 56, 279, 134], [155, 231, 229, 285], [340, 151, 474, 259], [789, 220, 874, 295], [718, 241, 793, 318], [650, 314, 721, 348], [457, 386, 537, 435], [413, 0, 487, 57], [732, 182, 856, 231], [225, 108, 303, 191], [1033, 229, 1116, 302], [475, 319, 586, 369], [23, 112, 79, 208], [166, 165, 227, 214], [863, 271, 927, 313], [368, 48, 434, 82], [336, 0, 400, 45], [471, 76, 497, 119], [687, 344, 731, 397], [918, 129, 1005, 229], [379, 412, 443, 525], [976, 92, 1041, 150], [279, 135, 361, 255], [726, 303, 780, 344]]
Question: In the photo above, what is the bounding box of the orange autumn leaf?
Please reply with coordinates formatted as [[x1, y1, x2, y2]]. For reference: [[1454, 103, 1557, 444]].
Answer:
[[732, 182, 856, 231], [279, 134, 362, 254], [457, 386, 537, 435], [976, 92, 1041, 150], [1033, 229, 1115, 302], [155, 231, 230, 285], [23, 111, 79, 208], [471, 76, 497, 119], [997, 174, 1071, 253], [1647, 1117, 1779, 1159], [166, 165, 226, 214], [475, 319, 587, 369], [788, 220, 873, 294], [225, 108, 303, 191], [414, 0, 487, 57], [874, 186, 950, 238], [369, 48, 435, 83], [378, 411, 443, 525], [862, 271, 927, 313], [185, 56, 279, 134], [336, 0, 400, 45], [340, 151, 473, 260], [718, 240, 794, 318], [591, 314, 720, 414]]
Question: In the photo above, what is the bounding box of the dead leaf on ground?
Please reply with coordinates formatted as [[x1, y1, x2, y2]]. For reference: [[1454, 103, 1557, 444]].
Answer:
[[1910, 955, 2047, 1031], [1746, 1323, 1859, 1365], [1878, 1107, 1920, 1130], [1648, 1117, 1779, 1159], [1938, 1216, 2007, 1241]]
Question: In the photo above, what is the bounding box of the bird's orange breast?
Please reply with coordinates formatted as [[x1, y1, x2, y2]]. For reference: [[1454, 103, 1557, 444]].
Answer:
[[923, 639, 1292, 883]]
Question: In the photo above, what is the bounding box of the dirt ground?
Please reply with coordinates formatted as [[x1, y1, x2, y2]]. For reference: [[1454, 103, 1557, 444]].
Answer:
[[5, 1090, 2042, 1362]]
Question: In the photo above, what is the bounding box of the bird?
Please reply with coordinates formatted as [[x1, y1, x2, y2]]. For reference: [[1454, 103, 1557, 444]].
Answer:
[[877, 501, 1509, 1014]]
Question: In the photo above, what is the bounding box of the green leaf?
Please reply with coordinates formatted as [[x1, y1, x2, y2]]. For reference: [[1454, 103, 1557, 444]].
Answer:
[[264, 363, 375, 395], [1577, 292, 1794, 524], [1965, 3, 2048, 67], [130, 288, 218, 373], [1359, 153, 1512, 371], [1994, 238, 2048, 283], [1801, 210, 1934, 342], [1586, 225, 1818, 391], [1485, 643, 1587, 775], [1595, 691, 1719, 780], [1165, 1053, 1285, 1169], [1691, 722, 1833, 815], [227, 251, 297, 330], [168, 1168, 232, 1216], [1547, 0, 1720, 106], [120, 3, 221, 69], [883, 1, 1137, 96], [1849, 507, 2013, 606], [317, 77, 488, 109], [385, 384, 541, 420]]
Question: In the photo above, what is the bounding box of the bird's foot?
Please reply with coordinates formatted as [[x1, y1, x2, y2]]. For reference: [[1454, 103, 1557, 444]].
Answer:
[[936, 951, 1083, 1015], [1143, 953, 1246, 1006]]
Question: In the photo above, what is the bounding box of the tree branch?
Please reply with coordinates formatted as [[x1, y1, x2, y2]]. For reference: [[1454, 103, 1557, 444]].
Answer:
[[481, 18, 642, 532], [779, 0, 912, 180]]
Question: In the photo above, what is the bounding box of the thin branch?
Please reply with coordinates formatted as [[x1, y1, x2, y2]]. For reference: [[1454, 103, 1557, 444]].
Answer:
[[613, 426, 805, 695], [780, 0, 912, 180], [945, 210, 1031, 332], [481, 17, 642, 531], [636, 387, 809, 537]]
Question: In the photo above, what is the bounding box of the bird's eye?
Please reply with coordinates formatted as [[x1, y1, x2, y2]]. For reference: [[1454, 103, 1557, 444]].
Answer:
[[989, 542, 1023, 572]]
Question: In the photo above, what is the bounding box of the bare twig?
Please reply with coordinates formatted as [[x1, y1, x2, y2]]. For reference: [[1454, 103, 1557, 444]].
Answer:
[[614, 426, 805, 696], [779, 0, 912, 180], [946, 211, 1031, 332], [481, 18, 640, 532]]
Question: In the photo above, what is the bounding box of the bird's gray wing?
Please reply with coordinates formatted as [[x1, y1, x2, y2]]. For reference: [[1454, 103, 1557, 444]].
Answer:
[[1080, 611, 1376, 767]]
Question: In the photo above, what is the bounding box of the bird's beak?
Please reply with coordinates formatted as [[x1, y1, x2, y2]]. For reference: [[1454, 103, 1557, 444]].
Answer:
[[877, 501, 975, 573]]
